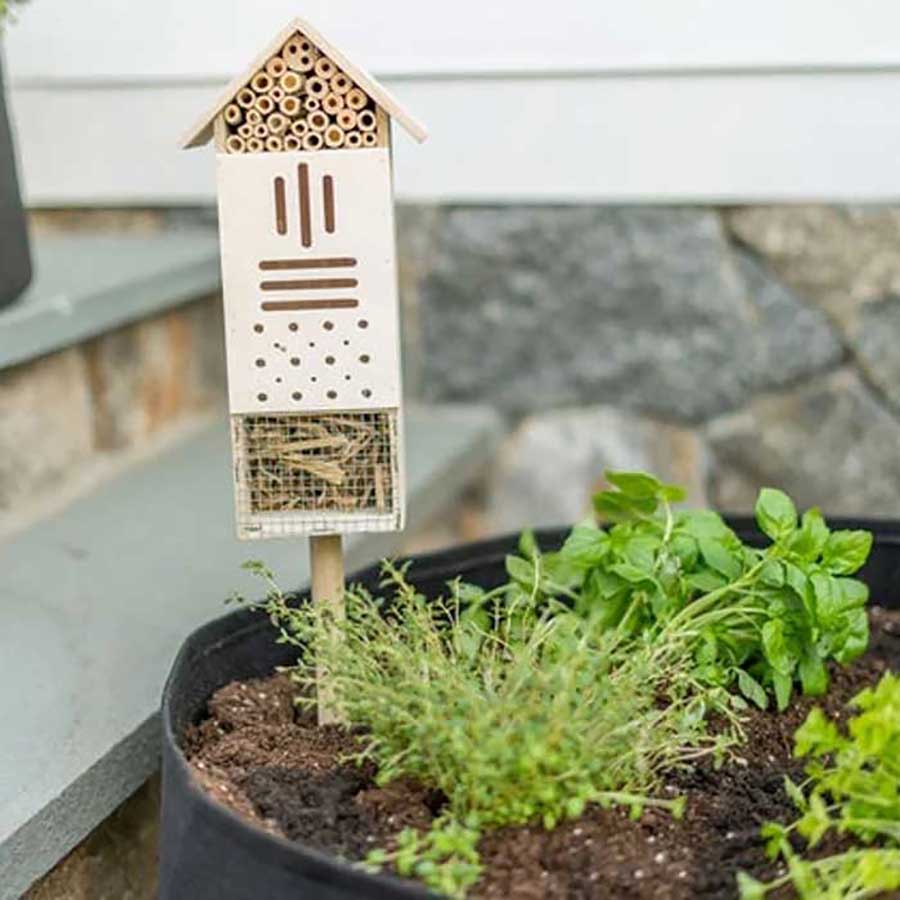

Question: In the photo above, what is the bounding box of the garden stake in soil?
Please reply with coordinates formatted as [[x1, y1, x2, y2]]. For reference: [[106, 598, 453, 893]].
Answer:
[[180, 15, 426, 725]]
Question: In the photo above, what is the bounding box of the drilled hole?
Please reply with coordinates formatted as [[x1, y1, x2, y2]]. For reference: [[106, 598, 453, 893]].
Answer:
[[323, 321, 334, 331], [327, 390, 337, 400], [358, 320, 369, 329], [290, 357, 300, 366], [255, 358, 266, 367], [254, 323, 264, 333], [359, 354, 370, 364], [257, 393, 268, 402], [325, 356, 335, 365], [362, 389, 372, 398], [289, 323, 299, 332], [292, 391, 302, 401]]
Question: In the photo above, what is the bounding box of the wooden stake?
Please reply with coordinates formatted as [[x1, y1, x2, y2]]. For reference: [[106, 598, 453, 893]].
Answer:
[[310, 533, 345, 725]]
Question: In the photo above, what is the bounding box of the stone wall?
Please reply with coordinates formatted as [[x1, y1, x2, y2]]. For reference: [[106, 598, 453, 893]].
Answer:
[[0, 291, 225, 536], [397, 205, 900, 531]]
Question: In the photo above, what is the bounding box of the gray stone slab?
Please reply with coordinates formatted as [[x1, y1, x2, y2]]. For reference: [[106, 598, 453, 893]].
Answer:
[[0, 231, 221, 370], [420, 207, 842, 422], [0, 404, 502, 899]]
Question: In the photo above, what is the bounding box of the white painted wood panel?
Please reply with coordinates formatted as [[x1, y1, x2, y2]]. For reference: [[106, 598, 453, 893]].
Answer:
[[10, 71, 900, 204], [216, 149, 401, 414], [6, 0, 900, 81]]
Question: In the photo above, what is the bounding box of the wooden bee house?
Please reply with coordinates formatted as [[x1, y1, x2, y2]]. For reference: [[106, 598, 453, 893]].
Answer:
[[181, 18, 426, 541]]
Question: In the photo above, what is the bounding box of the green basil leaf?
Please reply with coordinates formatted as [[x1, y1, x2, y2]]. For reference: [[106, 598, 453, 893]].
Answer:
[[772, 670, 793, 712], [834, 607, 869, 664], [822, 529, 873, 575], [518, 529, 539, 560], [593, 490, 658, 522], [755, 487, 798, 542], [788, 507, 830, 560], [623, 534, 660, 570], [737, 669, 769, 710], [604, 470, 662, 499], [560, 525, 609, 569], [698, 537, 742, 580], [670, 534, 699, 569], [660, 483, 688, 503], [609, 562, 657, 585], [762, 619, 796, 675], [798, 646, 828, 696], [686, 570, 727, 593], [505, 554, 536, 588], [677, 509, 733, 540]]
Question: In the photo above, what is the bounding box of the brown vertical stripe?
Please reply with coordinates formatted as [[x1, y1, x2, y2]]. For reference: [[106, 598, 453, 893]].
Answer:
[[298, 163, 312, 248], [273, 177, 287, 235], [323, 175, 336, 234]]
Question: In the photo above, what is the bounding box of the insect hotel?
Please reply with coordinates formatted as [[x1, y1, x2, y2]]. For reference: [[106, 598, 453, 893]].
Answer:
[[181, 18, 426, 545]]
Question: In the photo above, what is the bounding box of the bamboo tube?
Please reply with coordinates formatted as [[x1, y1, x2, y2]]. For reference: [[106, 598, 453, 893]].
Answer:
[[254, 123, 268, 139], [323, 93, 345, 114], [302, 131, 324, 151], [314, 57, 337, 80], [308, 110, 329, 133], [336, 109, 357, 130], [246, 108, 263, 125], [284, 39, 315, 73], [284, 134, 301, 151], [247, 136, 264, 153], [346, 88, 368, 111], [362, 132, 378, 147], [290, 118, 309, 137], [267, 112, 288, 135], [279, 70, 304, 95], [345, 131, 362, 148], [250, 72, 273, 94], [254, 94, 275, 116], [304, 97, 321, 113], [279, 95, 302, 117], [224, 103, 243, 126], [265, 135, 284, 152], [324, 124, 345, 148], [265, 56, 287, 78], [270, 86, 285, 102], [238, 122, 254, 139], [306, 76, 328, 99], [357, 109, 377, 132], [226, 134, 246, 153], [330, 72, 352, 95], [237, 87, 256, 109]]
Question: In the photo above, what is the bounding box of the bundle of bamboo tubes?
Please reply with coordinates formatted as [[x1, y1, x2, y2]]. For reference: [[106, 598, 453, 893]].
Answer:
[[240, 413, 395, 513], [221, 34, 381, 154]]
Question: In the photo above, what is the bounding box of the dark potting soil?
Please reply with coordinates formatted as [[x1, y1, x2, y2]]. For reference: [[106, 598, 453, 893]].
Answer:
[[185, 607, 900, 899]]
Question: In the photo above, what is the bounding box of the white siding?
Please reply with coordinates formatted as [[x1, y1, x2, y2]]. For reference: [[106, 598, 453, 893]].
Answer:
[[6, 0, 900, 204]]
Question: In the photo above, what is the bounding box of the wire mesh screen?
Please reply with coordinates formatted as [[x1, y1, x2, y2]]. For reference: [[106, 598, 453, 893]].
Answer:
[[232, 409, 402, 538]]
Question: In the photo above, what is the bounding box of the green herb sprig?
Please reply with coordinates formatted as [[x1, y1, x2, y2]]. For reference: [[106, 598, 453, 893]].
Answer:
[[739, 672, 900, 899], [503, 472, 872, 711]]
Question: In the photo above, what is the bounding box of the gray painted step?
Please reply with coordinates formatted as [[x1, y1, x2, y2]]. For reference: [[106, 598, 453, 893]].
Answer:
[[0, 230, 220, 369], [0, 404, 502, 899]]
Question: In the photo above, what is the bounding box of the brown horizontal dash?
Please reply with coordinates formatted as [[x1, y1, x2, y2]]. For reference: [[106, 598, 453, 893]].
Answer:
[[259, 257, 357, 270], [260, 278, 358, 291], [261, 299, 360, 312]]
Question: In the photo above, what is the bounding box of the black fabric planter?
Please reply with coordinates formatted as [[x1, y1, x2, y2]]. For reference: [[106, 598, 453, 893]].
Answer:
[[160, 520, 900, 900], [0, 56, 32, 309]]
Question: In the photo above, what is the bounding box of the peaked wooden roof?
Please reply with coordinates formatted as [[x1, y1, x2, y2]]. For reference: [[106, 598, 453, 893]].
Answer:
[[180, 17, 427, 149]]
